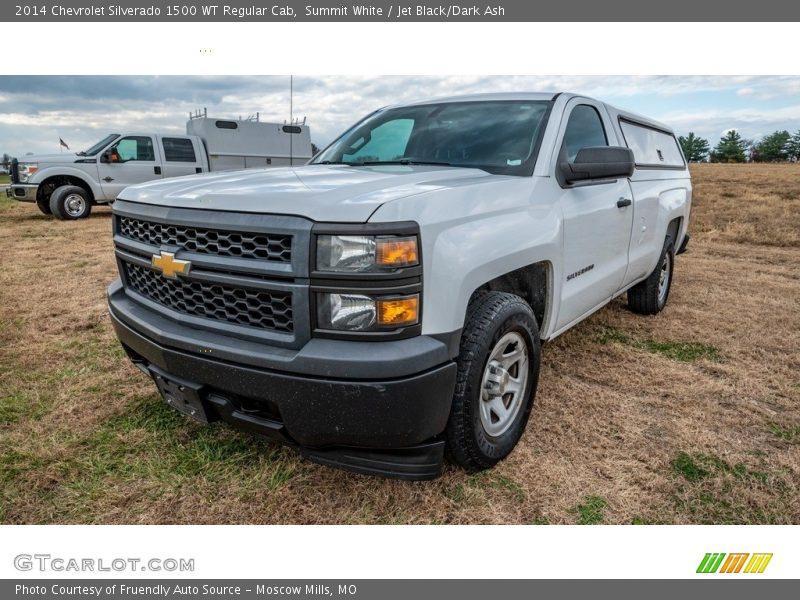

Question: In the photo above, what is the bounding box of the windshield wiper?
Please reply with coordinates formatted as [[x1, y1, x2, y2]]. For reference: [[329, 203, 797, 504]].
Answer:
[[316, 160, 350, 165], [355, 159, 453, 167], [76, 151, 86, 156]]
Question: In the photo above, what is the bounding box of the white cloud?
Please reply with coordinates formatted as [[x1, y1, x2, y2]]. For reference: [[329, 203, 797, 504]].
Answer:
[[2, 75, 799, 156]]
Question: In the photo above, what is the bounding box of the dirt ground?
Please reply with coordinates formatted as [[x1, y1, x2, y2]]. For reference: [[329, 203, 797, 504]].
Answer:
[[1, 163, 798, 524]]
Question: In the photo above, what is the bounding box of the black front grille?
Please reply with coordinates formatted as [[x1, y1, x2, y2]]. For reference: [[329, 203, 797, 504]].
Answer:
[[123, 261, 293, 333], [118, 216, 292, 262]]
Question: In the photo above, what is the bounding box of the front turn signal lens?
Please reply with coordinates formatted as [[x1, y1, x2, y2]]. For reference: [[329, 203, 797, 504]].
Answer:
[[377, 295, 419, 327], [376, 236, 418, 268]]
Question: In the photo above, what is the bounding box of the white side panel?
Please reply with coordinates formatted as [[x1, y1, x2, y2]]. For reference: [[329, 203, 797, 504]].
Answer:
[[208, 155, 247, 171]]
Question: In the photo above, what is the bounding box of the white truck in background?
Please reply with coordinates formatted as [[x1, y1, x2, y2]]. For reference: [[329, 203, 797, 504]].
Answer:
[[6, 113, 313, 220]]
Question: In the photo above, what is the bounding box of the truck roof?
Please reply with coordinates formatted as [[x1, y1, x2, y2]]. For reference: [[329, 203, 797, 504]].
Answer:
[[387, 92, 676, 135]]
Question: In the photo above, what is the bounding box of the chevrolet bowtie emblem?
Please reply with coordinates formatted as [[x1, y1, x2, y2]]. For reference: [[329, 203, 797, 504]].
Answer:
[[151, 251, 191, 279]]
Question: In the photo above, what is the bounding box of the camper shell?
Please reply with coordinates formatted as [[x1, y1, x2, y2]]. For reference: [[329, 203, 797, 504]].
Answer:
[[186, 113, 312, 170]]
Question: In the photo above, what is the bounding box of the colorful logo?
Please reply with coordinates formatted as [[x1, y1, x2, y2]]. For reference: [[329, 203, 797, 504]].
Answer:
[[697, 553, 773, 574]]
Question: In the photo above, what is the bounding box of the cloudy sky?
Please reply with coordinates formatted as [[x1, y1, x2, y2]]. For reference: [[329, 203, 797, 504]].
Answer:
[[1, 75, 799, 157]]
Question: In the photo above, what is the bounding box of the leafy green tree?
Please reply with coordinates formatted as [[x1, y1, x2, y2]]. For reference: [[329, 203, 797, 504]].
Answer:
[[753, 130, 791, 162], [785, 130, 800, 162], [678, 132, 710, 162], [710, 130, 746, 163]]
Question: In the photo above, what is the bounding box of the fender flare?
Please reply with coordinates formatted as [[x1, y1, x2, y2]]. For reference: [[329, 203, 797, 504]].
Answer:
[[30, 166, 103, 201]]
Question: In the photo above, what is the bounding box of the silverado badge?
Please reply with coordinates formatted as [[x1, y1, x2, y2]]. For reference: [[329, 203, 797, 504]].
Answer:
[[151, 251, 191, 279]]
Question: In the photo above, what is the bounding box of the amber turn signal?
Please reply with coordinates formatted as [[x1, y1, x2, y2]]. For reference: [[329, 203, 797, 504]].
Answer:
[[376, 237, 418, 268], [377, 295, 419, 327]]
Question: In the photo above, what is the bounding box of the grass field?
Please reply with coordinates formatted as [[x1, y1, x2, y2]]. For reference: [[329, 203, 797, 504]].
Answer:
[[1, 164, 798, 524]]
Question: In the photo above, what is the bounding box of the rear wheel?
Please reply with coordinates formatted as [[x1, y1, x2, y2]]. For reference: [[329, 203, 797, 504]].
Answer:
[[445, 292, 541, 472], [628, 235, 674, 315], [50, 185, 92, 220]]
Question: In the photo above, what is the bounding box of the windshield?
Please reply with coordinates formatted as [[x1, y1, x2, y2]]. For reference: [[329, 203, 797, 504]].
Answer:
[[79, 134, 120, 156], [312, 100, 551, 176]]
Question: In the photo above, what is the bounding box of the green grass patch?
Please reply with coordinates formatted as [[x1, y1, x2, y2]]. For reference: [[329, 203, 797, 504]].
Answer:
[[573, 495, 607, 524], [671, 452, 711, 481], [670, 451, 792, 524], [46, 334, 125, 382], [0, 390, 49, 425], [596, 326, 721, 362], [0, 390, 301, 522], [0, 174, 12, 211], [462, 471, 527, 502], [768, 423, 800, 444], [672, 451, 782, 485]]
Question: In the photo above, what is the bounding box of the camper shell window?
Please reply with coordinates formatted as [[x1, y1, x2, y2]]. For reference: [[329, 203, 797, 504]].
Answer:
[[620, 118, 685, 169]]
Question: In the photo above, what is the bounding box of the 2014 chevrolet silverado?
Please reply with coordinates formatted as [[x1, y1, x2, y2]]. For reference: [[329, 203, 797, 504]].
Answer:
[[107, 92, 691, 479]]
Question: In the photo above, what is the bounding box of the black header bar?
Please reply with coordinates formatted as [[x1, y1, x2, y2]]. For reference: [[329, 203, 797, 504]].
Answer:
[[4, 0, 800, 22]]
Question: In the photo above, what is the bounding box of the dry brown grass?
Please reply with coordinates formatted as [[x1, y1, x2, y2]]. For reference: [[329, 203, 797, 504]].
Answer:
[[1, 163, 799, 524]]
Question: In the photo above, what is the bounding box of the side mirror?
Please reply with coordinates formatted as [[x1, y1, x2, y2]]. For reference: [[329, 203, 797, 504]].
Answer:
[[100, 150, 113, 163], [559, 146, 635, 184]]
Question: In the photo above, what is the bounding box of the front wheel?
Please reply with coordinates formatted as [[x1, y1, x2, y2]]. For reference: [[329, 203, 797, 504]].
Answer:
[[50, 185, 92, 220], [36, 198, 52, 215], [445, 292, 541, 472]]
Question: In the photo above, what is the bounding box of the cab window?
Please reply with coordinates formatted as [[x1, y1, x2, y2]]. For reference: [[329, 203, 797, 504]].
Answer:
[[162, 137, 197, 162], [114, 136, 155, 162], [563, 105, 608, 162]]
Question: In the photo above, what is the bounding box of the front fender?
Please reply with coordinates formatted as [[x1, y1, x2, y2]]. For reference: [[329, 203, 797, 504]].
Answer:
[[30, 165, 103, 200], [369, 176, 562, 338], [425, 212, 561, 337]]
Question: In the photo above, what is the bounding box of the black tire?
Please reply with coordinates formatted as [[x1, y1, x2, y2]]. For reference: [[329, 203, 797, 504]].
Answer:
[[49, 185, 92, 220], [35, 198, 52, 215], [445, 292, 541, 472], [627, 235, 675, 315]]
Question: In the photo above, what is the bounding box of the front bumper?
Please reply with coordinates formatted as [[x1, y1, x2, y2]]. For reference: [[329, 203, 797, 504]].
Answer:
[[108, 280, 458, 479], [7, 184, 38, 202]]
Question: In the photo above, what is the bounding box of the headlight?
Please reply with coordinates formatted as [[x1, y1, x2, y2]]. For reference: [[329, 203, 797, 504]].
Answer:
[[316, 234, 418, 272], [17, 163, 38, 183], [317, 293, 419, 331]]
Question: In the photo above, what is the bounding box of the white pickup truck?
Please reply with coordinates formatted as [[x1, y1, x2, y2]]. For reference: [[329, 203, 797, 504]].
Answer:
[[6, 116, 312, 219], [107, 92, 691, 479]]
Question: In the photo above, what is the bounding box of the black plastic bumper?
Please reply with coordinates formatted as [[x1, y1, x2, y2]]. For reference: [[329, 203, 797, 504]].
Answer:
[[108, 284, 457, 480]]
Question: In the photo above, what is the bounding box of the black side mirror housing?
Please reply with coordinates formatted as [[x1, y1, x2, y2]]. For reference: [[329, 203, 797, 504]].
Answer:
[[100, 150, 112, 163], [560, 146, 635, 184]]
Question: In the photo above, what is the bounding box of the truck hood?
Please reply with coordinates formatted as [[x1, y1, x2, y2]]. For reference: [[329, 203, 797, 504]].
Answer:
[[16, 153, 85, 164], [118, 164, 498, 222]]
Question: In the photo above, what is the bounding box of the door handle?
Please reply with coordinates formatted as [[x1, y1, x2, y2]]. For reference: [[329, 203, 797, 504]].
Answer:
[[617, 197, 632, 208], [154, 166, 162, 175]]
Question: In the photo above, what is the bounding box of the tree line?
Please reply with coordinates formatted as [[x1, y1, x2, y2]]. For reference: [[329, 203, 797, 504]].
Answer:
[[680, 130, 800, 163]]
